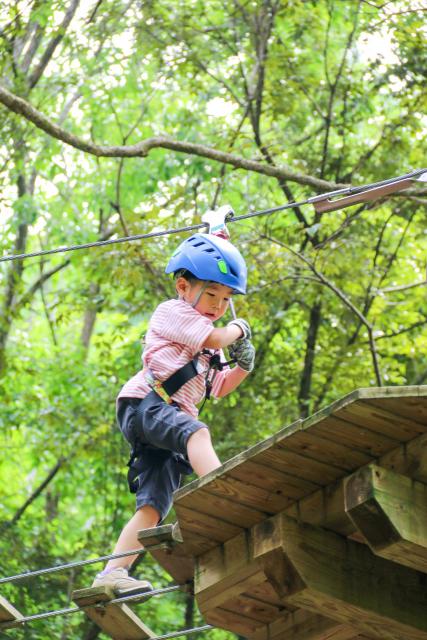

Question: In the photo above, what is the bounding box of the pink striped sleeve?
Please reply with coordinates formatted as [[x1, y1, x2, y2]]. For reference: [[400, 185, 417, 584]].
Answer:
[[156, 302, 214, 352]]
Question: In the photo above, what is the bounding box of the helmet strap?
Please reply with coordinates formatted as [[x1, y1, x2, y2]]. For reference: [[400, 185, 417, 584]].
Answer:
[[190, 281, 209, 308], [177, 280, 209, 308]]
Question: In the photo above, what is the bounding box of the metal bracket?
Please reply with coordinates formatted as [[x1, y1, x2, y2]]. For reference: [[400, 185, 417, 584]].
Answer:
[[311, 169, 427, 214]]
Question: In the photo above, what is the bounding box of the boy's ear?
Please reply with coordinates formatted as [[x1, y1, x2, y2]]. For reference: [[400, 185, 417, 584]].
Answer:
[[175, 276, 189, 298]]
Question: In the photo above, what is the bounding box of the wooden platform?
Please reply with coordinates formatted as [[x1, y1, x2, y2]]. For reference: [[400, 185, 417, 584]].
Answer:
[[150, 386, 427, 639]]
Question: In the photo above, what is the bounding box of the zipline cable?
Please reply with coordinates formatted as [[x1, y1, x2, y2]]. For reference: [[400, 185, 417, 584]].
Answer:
[[1, 168, 424, 265], [0, 201, 302, 265]]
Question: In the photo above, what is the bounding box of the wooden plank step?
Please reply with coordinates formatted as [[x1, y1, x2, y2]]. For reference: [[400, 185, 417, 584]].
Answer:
[[138, 524, 194, 586], [0, 595, 23, 628], [138, 523, 181, 548], [72, 586, 155, 640]]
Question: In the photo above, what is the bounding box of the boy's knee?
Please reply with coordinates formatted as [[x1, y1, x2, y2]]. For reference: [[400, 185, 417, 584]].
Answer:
[[187, 426, 211, 446], [135, 504, 161, 526]]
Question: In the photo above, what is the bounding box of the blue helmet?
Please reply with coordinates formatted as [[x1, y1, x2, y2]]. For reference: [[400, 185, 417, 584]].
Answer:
[[165, 233, 247, 294]]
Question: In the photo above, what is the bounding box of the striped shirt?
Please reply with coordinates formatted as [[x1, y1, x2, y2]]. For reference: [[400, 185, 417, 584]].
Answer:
[[118, 298, 229, 417]]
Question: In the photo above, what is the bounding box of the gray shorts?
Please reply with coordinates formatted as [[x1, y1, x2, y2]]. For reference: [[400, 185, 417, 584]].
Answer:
[[117, 392, 207, 521]]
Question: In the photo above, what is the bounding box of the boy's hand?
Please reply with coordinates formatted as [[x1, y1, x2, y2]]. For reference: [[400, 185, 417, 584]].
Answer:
[[227, 318, 251, 340], [228, 338, 255, 372]]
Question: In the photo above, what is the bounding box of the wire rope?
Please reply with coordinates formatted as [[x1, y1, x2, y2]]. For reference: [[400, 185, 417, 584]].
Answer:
[[0, 543, 178, 585], [0, 202, 302, 265], [1, 167, 424, 265], [0, 548, 145, 585]]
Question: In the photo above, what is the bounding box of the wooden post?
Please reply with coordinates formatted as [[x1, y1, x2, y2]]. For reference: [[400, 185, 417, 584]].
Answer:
[[344, 464, 427, 572]]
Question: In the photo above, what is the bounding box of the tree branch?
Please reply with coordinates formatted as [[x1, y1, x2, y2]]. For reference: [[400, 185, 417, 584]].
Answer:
[[263, 233, 383, 385], [378, 280, 427, 294], [28, 0, 80, 88], [1, 457, 67, 531], [0, 84, 345, 191]]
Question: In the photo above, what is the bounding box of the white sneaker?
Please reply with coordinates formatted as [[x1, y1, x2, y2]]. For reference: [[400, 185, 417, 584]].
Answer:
[[92, 567, 153, 598]]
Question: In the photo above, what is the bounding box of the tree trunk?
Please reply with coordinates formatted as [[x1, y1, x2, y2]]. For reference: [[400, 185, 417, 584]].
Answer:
[[0, 173, 31, 374], [298, 301, 322, 418], [81, 282, 102, 351]]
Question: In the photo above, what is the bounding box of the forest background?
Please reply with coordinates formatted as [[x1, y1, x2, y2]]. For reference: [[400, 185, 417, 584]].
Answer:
[[0, 0, 426, 639]]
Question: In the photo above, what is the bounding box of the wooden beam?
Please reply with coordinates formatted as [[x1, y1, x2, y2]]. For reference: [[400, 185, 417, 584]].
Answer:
[[0, 595, 23, 627], [251, 514, 427, 640], [344, 464, 427, 572], [284, 431, 427, 541], [72, 586, 155, 640], [249, 608, 365, 640], [195, 531, 266, 613]]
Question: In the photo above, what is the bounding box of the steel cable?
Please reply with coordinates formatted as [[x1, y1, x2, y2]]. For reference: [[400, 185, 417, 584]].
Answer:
[[0, 543, 183, 585], [1, 168, 423, 265], [0, 585, 209, 633]]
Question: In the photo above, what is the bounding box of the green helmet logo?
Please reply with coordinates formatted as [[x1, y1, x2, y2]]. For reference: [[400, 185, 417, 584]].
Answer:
[[217, 259, 228, 274]]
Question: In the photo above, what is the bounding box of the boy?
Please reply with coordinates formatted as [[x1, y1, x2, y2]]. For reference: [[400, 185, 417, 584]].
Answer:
[[93, 232, 255, 594]]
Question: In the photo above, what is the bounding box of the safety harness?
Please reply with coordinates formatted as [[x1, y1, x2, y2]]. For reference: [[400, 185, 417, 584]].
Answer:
[[126, 350, 235, 493]]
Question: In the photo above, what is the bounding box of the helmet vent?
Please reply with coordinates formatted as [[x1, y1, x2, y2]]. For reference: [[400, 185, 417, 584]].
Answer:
[[203, 248, 215, 253], [192, 241, 204, 247]]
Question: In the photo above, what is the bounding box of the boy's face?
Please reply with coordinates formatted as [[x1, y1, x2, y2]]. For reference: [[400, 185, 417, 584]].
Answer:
[[176, 277, 233, 321]]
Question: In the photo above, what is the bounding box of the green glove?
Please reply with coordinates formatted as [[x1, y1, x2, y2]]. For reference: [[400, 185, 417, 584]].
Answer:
[[229, 338, 255, 372], [227, 318, 251, 340]]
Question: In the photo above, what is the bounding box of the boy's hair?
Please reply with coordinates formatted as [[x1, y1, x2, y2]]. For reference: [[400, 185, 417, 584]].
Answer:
[[174, 269, 199, 284]]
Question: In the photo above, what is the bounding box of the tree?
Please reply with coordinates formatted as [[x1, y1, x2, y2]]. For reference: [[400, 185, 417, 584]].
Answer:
[[0, 1, 426, 637]]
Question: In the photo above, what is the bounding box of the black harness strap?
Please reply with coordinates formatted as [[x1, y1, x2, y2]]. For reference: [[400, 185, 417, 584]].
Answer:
[[126, 350, 236, 492], [161, 356, 200, 397]]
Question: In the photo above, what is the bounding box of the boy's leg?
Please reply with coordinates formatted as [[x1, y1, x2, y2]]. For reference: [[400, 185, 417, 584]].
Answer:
[[92, 504, 159, 594], [186, 427, 221, 476], [105, 504, 160, 571]]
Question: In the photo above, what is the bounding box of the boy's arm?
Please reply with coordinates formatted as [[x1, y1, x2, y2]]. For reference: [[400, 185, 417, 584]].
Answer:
[[214, 365, 250, 398], [202, 321, 247, 349]]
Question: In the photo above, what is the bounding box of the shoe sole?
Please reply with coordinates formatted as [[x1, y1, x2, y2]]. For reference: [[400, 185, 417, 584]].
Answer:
[[114, 585, 153, 599]]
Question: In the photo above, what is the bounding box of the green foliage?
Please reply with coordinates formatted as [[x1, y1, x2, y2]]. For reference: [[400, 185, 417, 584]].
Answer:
[[0, 0, 426, 638]]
